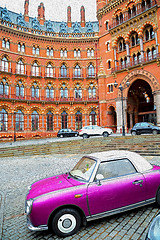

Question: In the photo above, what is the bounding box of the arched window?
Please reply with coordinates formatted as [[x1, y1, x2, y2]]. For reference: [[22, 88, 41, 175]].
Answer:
[[61, 111, 68, 129], [17, 59, 25, 74], [46, 83, 54, 99], [74, 64, 81, 78], [47, 111, 53, 131], [75, 111, 82, 130], [116, 15, 119, 25], [130, 32, 139, 47], [120, 13, 123, 23], [18, 43, 21, 52], [91, 49, 94, 57], [32, 62, 39, 76], [120, 58, 124, 68], [64, 49, 67, 57], [128, 8, 131, 18], [147, 49, 152, 61], [108, 60, 111, 69], [60, 64, 67, 77], [15, 110, 24, 131], [137, 52, 141, 63], [74, 84, 82, 99], [89, 110, 97, 125], [2, 39, 10, 49], [16, 80, 24, 98], [88, 64, 95, 77], [150, 27, 154, 39], [46, 63, 53, 77], [1, 57, 9, 72], [87, 49, 90, 57], [36, 47, 39, 55], [31, 111, 39, 131], [145, 30, 149, 41], [0, 109, 8, 131], [60, 86, 68, 99], [133, 54, 137, 65], [88, 84, 96, 99], [132, 5, 136, 16], [0, 79, 9, 96], [31, 82, 39, 98], [22, 44, 25, 53], [118, 38, 126, 52], [152, 47, 156, 59]]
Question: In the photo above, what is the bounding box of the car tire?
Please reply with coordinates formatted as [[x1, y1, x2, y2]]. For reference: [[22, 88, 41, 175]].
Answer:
[[83, 134, 88, 139], [156, 188, 160, 206], [103, 132, 109, 137], [153, 130, 158, 135], [131, 131, 136, 136], [60, 134, 63, 138], [51, 208, 81, 237]]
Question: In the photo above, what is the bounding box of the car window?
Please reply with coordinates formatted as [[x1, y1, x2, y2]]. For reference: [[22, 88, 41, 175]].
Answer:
[[135, 123, 140, 127], [93, 126, 100, 129], [96, 159, 137, 180], [141, 123, 149, 127]]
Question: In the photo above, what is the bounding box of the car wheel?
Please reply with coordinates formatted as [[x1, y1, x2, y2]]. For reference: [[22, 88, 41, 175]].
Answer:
[[60, 134, 63, 138], [75, 133, 78, 137], [83, 134, 88, 139], [156, 188, 160, 206], [103, 132, 109, 137], [131, 131, 136, 136], [153, 130, 158, 135], [51, 208, 81, 237]]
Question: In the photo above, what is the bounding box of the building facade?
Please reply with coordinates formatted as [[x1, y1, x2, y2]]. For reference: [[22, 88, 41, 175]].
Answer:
[[0, 0, 160, 140]]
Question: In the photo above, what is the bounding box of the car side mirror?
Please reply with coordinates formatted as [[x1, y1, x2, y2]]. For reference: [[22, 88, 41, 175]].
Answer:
[[96, 174, 104, 186]]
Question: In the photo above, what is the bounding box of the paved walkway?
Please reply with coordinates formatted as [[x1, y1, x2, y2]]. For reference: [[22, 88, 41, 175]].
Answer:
[[0, 137, 160, 240]]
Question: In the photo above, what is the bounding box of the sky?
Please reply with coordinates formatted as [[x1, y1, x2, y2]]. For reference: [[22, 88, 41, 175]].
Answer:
[[1, 0, 97, 22]]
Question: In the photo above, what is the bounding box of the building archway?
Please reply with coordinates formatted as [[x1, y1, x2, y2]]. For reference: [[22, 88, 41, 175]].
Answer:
[[107, 106, 117, 132], [127, 79, 156, 129]]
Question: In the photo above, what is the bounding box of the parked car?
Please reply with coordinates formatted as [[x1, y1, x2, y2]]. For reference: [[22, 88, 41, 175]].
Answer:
[[57, 128, 79, 138], [131, 122, 160, 136], [25, 150, 160, 237], [79, 125, 113, 139], [146, 212, 160, 240]]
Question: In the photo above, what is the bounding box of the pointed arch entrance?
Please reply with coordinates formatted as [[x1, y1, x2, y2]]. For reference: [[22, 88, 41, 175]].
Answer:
[[115, 70, 160, 133], [127, 79, 156, 129]]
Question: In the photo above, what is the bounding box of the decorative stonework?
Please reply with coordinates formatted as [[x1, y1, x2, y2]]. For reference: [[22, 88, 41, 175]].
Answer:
[[118, 69, 160, 97]]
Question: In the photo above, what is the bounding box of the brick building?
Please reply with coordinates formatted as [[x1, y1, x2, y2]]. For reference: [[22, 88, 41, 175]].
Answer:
[[0, 0, 160, 140]]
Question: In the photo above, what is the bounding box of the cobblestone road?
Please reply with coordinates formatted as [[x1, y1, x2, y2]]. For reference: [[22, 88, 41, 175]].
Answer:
[[0, 153, 160, 240]]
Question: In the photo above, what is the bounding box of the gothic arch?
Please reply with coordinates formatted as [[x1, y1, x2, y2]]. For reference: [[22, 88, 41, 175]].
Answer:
[[118, 70, 160, 98]]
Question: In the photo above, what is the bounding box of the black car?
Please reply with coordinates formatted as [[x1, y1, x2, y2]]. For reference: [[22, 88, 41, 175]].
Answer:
[[146, 212, 160, 240], [57, 128, 79, 138], [131, 122, 160, 135]]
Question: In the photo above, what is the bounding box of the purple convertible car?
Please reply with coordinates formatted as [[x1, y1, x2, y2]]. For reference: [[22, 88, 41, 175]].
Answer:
[[25, 150, 160, 237]]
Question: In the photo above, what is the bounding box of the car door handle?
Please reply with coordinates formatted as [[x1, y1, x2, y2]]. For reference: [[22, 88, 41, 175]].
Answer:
[[132, 180, 143, 185]]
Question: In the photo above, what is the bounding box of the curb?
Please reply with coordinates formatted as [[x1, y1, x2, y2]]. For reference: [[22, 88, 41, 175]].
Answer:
[[0, 191, 5, 240]]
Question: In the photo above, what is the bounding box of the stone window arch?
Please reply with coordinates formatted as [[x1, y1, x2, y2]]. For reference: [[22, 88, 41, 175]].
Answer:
[[47, 111, 54, 131], [89, 110, 97, 125], [15, 110, 24, 131], [0, 109, 8, 131], [16, 80, 24, 98], [31, 82, 39, 99], [0, 78, 9, 96], [75, 110, 82, 130], [31, 110, 39, 131], [46, 83, 54, 99], [61, 111, 68, 129]]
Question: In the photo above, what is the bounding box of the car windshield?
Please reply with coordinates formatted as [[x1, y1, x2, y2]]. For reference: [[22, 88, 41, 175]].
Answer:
[[70, 157, 96, 181]]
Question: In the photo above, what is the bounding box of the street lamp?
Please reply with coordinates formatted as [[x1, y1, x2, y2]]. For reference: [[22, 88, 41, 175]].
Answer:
[[14, 111, 16, 142], [114, 79, 130, 136]]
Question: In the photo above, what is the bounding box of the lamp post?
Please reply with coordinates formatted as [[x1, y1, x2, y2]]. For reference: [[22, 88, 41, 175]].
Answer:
[[14, 111, 16, 142], [114, 80, 130, 136]]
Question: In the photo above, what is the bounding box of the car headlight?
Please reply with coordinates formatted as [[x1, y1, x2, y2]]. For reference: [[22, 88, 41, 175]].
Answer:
[[25, 199, 33, 215], [147, 214, 160, 240]]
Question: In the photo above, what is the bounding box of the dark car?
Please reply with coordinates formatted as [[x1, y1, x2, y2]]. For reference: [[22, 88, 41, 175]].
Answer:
[[131, 122, 160, 136], [57, 128, 79, 138], [146, 212, 160, 240]]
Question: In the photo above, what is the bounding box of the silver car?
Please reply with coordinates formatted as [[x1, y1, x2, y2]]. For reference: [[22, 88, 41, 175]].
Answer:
[[79, 125, 113, 139]]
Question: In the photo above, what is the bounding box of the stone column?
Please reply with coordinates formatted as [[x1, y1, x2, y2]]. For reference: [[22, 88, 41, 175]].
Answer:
[[113, 47, 117, 68], [154, 31, 159, 54], [126, 42, 130, 64], [140, 36, 144, 60], [154, 91, 160, 127], [116, 97, 127, 133]]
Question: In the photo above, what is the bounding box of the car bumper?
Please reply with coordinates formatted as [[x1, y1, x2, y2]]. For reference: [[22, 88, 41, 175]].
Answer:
[[27, 217, 48, 231]]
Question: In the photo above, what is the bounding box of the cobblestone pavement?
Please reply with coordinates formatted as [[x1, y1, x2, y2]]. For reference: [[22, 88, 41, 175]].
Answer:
[[0, 153, 160, 240]]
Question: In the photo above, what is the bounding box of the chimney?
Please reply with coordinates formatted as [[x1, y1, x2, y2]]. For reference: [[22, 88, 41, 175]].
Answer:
[[80, 6, 85, 27], [67, 6, 72, 28], [24, 0, 29, 22], [37, 2, 45, 25]]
